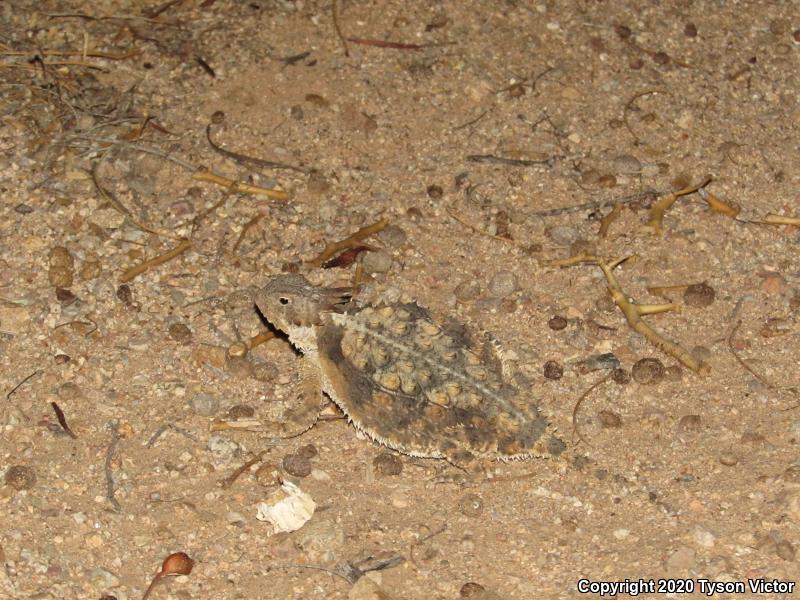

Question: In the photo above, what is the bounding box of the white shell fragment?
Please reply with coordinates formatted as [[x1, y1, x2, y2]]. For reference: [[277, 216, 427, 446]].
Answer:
[[256, 481, 316, 533]]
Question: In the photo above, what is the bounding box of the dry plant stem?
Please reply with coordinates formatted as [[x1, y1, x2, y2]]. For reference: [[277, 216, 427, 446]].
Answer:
[[647, 284, 688, 296], [192, 169, 289, 200], [644, 176, 712, 234], [105, 422, 122, 512], [247, 331, 275, 350], [50, 401, 78, 439], [5, 369, 43, 400], [532, 189, 659, 218], [763, 213, 800, 227], [698, 188, 740, 217], [331, 0, 349, 56], [572, 374, 611, 448], [74, 136, 289, 199], [598, 203, 621, 238], [206, 124, 306, 173], [1, 48, 138, 60], [220, 452, 266, 489], [307, 219, 389, 267], [623, 89, 665, 143], [446, 203, 515, 243], [232, 213, 264, 254], [551, 254, 710, 374], [120, 238, 191, 283], [727, 320, 774, 388]]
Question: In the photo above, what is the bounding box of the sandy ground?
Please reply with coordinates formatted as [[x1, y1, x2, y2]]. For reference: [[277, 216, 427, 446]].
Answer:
[[1, 1, 799, 599]]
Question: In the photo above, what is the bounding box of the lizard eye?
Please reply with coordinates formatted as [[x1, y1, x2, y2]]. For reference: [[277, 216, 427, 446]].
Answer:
[[279, 297, 290, 305]]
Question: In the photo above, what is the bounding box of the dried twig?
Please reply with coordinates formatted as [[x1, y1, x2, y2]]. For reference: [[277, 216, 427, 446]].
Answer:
[[120, 238, 191, 283], [219, 452, 266, 489], [763, 213, 800, 227], [206, 124, 306, 173], [306, 219, 388, 268], [105, 422, 122, 511], [727, 320, 774, 388], [466, 154, 553, 167], [598, 203, 621, 238], [50, 401, 78, 439], [6, 370, 43, 400], [572, 374, 611, 447], [232, 214, 264, 254], [643, 176, 711, 235], [551, 254, 710, 374], [331, 0, 349, 56]]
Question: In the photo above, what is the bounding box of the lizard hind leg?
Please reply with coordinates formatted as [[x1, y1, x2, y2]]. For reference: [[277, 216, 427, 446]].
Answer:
[[271, 357, 326, 439]]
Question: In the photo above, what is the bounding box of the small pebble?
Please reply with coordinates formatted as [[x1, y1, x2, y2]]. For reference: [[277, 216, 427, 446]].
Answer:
[[426, 184, 443, 199], [664, 365, 683, 382], [4, 465, 36, 490], [48, 246, 74, 288], [683, 282, 715, 307], [168, 322, 193, 344], [55, 288, 77, 306], [251, 361, 279, 382], [297, 444, 318, 459], [632, 358, 665, 384], [57, 382, 82, 402], [665, 546, 696, 573], [116, 284, 134, 306], [543, 360, 563, 380], [548, 315, 567, 331], [460, 582, 486, 597], [362, 250, 392, 274], [718, 451, 738, 466], [14, 203, 33, 214], [579, 353, 620, 372], [226, 404, 255, 419], [609, 368, 629, 385], [189, 393, 219, 417], [597, 410, 622, 428], [454, 280, 480, 302], [611, 154, 642, 174], [282, 453, 312, 478], [597, 174, 617, 188], [226, 355, 252, 379], [775, 540, 795, 561], [488, 271, 517, 298], [684, 22, 698, 37], [373, 452, 403, 476], [569, 238, 597, 257], [377, 224, 408, 247], [677, 414, 702, 433], [458, 493, 484, 517], [548, 225, 579, 245], [691, 345, 711, 363]]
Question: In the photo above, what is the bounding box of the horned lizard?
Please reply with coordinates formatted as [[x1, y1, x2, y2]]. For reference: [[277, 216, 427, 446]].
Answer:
[[254, 274, 566, 464]]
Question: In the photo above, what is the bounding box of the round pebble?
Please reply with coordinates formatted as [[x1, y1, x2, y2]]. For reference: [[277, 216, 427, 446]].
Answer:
[[612, 368, 630, 384], [691, 345, 712, 363], [458, 493, 484, 517], [55, 287, 77, 306], [190, 393, 219, 417], [548, 225, 579, 245], [226, 404, 255, 419], [597, 410, 622, 428], [426, 184, 443, 199], [362, 250, 393, 274], [460, 582, 486, 597], [48, 246, 74, 288], [251, 361, 279, 382], [377, 224, 407, 247], [373, 452, 403, 476], [282, 453, 312, 478], [297, 444, 318, 459], [597, 174, 617, 188], [57, 382, 82, 402], [168, 322, 192, 344], [632, 358, 665, 384], [548, 315, 567, 331], [488, 271, 518, 298], [5, 465, 36, 490], [454, 280, 480, 302], [775, 540, 795, 561], [718, 451, 738, 466], [543, 360, 563, 380], [611, 154, 642, 174], [683, 282, 715, 307], [569, 238, 597, 257], [677, 414, 702, 433], [664, 365, 683, 382], [684, 22, 698, 37]]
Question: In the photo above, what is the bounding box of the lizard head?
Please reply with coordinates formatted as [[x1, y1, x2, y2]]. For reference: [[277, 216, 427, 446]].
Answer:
[[254, 274, 351, 332]]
